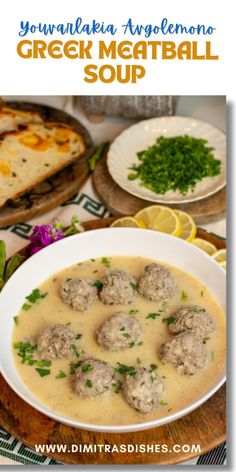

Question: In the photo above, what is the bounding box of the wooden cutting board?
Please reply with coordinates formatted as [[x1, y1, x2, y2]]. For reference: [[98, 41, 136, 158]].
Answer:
[[0, 102, 94, 229], [93, 154, 226, 225], [0, 217, 226, 465]]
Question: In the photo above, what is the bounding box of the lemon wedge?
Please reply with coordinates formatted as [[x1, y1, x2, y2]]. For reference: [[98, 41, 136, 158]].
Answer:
[[174, 210, 197, 242], [135, 205, 181, 237], [191, 238, 217, 255], [110, 216, 145, 228], [212, 248, 226, 263]]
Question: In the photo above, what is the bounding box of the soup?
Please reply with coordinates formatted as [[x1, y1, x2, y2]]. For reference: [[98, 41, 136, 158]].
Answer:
[[12, 256, 226, 426]]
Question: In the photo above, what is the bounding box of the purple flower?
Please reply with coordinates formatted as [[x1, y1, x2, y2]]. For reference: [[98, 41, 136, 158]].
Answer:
[[29, 224, 64, 255]]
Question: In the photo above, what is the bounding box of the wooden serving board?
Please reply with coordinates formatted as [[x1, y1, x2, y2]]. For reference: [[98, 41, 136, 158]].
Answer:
[[93, 154, 226, 225], [0, 217, 226, 465], [0, 102, 94, 229]]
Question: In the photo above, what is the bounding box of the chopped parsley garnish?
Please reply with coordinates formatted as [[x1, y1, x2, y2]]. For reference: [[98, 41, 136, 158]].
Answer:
[[101, 257, 110, 268], [120, 326, 125, 331], [129, 309, 139, 315], [201, 290, 204, 297], [26, 288, 48, 304], [65, 322, 71, 326], [146, 312, 161, 320], [93, 280, 103, 290], [70, 344, 80, 357], [22, 303, 31, 311], [128, 135, 221, 196], [93, 270, 98, 273], [160, 400, 168, 407], [36, 360, 51, 368], [86, 379, 93, 388], [130, 282, 138, 289], [122, 332, 131, 339], [180, 290, 188, 301], [70, 361, 82, 374], [13, 316, 18, 325], [56, 370, 67, 379], [162, 316, 176, 325], [14, 341, 37, 364], [82, 363, 94, 373], [76, 333, 82, 340], [115, 363, 137, 377], [136, 357, 141, 364], [112, 381, 122, 394], [203, 337, 210, 344], [22, 289, 48, 310], [150, 364, 158, 371], [137, 341, 143, 346], [35, 368, 51, 377], [189, 307, 206, 314], [90, 258, 95, 262]]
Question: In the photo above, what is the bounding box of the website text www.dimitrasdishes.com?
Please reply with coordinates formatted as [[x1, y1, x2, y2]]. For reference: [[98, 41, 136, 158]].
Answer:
[[34, 443, 201, 455]]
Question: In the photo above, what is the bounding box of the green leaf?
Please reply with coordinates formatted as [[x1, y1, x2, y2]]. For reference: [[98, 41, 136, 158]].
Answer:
[[26, 288, 48, 304], [115, 363, 137, 377], [89, 143, 107, 171], [4, 254, 25, 281], [63, 215, 84, 237], [146, 312, 161, 320], [13, 316, 19, 325], [56, 370, 67, 379], [86, 379, 93, 388], [162, 316, 176, 325], [0, 241, 6, 280], [93, 280, 103, 289], [70, 344, 80, 357], [35, 368, 51, 377], [36, 360, 51, 367], [82, 363, 94, 373], [69, 361, 82, 374], [101, 257, 110, 268], [76, 333, 82, 340], [180, 290, 188, 302], [22, 303, 31, 311], [130, 282, 138, 289]]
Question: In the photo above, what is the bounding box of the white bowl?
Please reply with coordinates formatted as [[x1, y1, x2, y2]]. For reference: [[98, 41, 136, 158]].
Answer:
[[108, 116, 226, 204], [0, 228, 226, 433]]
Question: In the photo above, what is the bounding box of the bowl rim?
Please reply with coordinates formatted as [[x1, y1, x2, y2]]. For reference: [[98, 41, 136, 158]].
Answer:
[[0, 228, 226, 433]]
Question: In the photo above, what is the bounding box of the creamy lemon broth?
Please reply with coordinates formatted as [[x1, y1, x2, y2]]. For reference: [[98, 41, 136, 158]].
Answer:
[[13, 256, 226, 426]]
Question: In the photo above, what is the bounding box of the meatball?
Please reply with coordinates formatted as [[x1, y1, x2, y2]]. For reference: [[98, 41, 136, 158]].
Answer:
[[74, 359, 114, 398], [61, 278, 98, 312], [168, 305, 215, 337], [100, 269, 137, 305], [122, 367, 164, 413], [138, 263, 177, 302], [37, 324, 75, 359], [97, 312, 142, 351], [160, 333, 207, 375]]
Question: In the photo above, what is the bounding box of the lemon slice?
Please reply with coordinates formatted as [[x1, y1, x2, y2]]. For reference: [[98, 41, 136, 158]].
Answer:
[[110, 216, 145, 228], [135, 205, 181, 237], [212, 248, 226, 263], [174, 210, 197, 242], [219, 260, 226, 270], [191, 238, 217, 255]]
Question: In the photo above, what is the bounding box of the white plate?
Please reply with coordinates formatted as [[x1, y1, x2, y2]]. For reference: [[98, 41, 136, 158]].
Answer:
[[0, 229, 226, 433], [107, 116, 226, 204]]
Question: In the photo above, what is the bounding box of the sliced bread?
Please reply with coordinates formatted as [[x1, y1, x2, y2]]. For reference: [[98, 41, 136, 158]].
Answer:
[[0, 122, 85, 207]]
